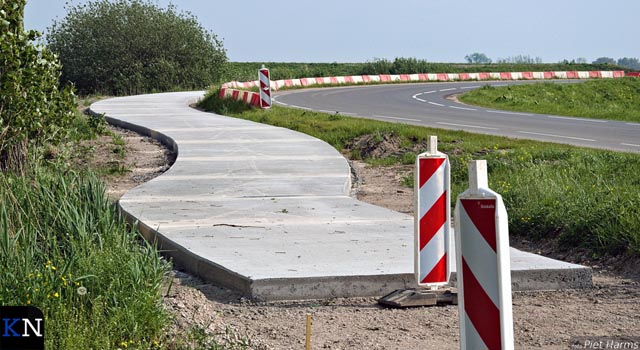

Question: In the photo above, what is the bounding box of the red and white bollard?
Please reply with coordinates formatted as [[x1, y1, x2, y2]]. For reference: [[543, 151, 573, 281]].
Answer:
[[259, 65, 271, 109], [415, 136, 451, 287], [454, 160, 514, 350]]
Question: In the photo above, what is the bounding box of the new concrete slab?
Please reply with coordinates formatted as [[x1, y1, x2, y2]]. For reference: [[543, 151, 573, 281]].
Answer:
[[90, 91, 592, 301]]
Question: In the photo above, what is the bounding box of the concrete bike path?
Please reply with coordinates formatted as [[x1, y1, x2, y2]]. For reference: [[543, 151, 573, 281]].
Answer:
[[90, 91, 591, 301]]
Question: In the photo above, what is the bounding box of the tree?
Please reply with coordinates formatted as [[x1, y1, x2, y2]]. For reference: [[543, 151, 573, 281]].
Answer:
[[617, 57, 640, 70], [465, 52, 492, 64], [1, 0, 76, 171], [47, 0, 227, 95], [593, 57, 616, 65]]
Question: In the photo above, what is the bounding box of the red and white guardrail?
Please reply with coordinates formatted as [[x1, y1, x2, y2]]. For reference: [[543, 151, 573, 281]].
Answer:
[[415, 136, 451, 287], [221, 69, 626, 95], [219, 69, 626, 106], [454, 160, 514, 350]]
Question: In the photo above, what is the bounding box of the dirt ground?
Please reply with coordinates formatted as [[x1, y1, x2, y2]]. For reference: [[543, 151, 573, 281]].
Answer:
[[99, 125, 639, 350]]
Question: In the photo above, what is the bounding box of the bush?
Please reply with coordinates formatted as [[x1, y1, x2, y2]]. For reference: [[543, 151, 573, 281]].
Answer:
[[0, 0, 77, 171], [47, 0, 227, 95]]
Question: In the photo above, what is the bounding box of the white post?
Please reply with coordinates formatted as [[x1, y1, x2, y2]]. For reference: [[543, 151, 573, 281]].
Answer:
[[258, 65, 271, 109], [414, 136, 451, 288], [454, 160, 514, 350]]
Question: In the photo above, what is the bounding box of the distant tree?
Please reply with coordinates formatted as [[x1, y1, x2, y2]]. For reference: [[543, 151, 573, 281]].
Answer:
[[496, 55, 543, 64], [617, 57, 640, 70], [47, 0, 227, 95], [465, 52, 492, 64], [575, 57, 588, 64], [593, 57, 616, 65]]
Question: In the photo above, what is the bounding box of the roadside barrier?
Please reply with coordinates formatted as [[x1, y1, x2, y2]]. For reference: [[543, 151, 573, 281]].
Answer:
[[220, 70, 626, 94], [454, 160, 514, 350], [415, 136, 451, 287], [259, 66, 272, 109]]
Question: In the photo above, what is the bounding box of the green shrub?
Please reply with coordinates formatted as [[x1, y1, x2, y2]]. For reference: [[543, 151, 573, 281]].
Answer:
[[0, 0, 77, 170], [47, 0, 227, 95]]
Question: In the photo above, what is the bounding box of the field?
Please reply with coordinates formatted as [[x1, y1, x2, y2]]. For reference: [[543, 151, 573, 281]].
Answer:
[[199, 93, 640, 258], [459, 77, 640, 122]]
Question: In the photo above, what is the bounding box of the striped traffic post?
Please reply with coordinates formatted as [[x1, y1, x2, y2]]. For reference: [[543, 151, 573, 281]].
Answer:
[[259, 65, 271, 109], [454, 160, 514, 350], [415, 136, 451, 287]]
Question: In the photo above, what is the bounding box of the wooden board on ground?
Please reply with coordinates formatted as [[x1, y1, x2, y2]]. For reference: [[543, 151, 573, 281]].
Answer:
[[378, 289, 458, 308]]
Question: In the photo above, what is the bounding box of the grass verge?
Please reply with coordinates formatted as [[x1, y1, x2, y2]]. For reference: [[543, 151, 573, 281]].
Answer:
[[199, 91, 640, 257], [0, 167, 169, 349], [459, 77, 640, 122]]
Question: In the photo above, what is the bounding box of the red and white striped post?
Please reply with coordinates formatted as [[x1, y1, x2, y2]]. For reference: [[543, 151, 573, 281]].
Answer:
[[259, 65, 271, 109], [415, 136, 451, 287], [454, 160, 514, 350]]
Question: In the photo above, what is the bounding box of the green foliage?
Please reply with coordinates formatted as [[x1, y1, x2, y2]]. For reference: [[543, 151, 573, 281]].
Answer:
[[0, 168, 170, 349], [0, 0, 77, 170], [199, 94, 640, 257], [221, 59, 624, 82], [47, 0, 227, 95], [460, 78, 640, 122]]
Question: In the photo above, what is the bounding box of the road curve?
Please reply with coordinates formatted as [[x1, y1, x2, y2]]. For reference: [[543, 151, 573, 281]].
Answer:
[[274, 82, 640, 153]]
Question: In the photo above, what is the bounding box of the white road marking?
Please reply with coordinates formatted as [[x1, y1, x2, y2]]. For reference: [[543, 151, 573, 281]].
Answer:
[[374, 115, 421, 122], [424, 90, 437, 94], [621, 143, 640, 148], [439, 88, 457, 92], [277, 101, 288, 106], [626, 123, 640, 127], [437, 122, 499, 130], [415, 98, 426, 102], [341, 112, 357, 116], [518, 131, 596, 142], [547, 115, 607, 123], [461, 86, 478, 89], [428, 102, 445, 107], [449, 106, 477, 111], [486, 110, 533, 116], [318, 110, 334, 114]]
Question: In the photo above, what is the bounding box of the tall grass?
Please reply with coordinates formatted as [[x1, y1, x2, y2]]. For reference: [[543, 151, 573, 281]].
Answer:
[[199, 92, 640, 256], [459, 78, 640, 122], [0, 168, 170, 349]]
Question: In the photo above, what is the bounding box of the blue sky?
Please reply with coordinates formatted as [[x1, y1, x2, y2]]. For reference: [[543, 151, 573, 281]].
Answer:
[[24, 0, 639, 63]]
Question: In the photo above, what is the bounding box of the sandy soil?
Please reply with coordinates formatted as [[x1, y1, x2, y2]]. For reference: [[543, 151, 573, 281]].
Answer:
[[98, 126, 639, 350]]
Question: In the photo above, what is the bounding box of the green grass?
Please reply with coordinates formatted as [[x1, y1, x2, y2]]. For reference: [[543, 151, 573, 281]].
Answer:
[[0, 168, 170, 349], [199, 91, 640, 257], [459, 77, 640, 122]]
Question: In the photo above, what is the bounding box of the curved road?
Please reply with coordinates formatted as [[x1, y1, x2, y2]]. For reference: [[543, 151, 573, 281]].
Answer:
[[274, 82, 640, 153]]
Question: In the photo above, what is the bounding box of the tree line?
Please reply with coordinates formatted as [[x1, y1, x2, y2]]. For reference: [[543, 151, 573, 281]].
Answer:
[[465, 52, 639, 70]]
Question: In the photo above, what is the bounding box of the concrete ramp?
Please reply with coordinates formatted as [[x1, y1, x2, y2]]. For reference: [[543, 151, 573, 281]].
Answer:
[[90, 91, 591, 301]]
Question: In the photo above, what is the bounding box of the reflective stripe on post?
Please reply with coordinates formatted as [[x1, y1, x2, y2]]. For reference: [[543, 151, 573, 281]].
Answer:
[[259, 66, 271, 109], [415, 136, 451, 287], [454, 160, 514, 350]]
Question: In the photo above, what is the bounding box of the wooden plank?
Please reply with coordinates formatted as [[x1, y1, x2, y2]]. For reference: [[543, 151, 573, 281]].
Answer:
[[378, 289, 457, 308]]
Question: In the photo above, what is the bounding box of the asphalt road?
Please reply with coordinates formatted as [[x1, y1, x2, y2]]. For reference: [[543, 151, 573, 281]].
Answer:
[[273, 81, 640, 153]]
